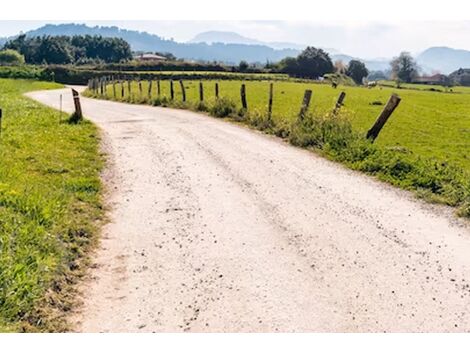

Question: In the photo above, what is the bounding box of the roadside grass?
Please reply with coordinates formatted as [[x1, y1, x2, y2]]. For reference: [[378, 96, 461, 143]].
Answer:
[[85, 79, 470, 217], [0, 79, 104, 331]]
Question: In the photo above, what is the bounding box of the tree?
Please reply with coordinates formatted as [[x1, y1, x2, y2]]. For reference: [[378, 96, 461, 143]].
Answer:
[[295, 47, 334, 79], [346, 60, 369, 84], [390, 52, 419, 83], [277, 56, 299, 76], [0, 49, 25, 65], [238, 60, 249, 72], [334, 60, 347, 74]]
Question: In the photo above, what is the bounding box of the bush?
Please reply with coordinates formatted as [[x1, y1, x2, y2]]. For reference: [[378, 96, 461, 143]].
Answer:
[[0, 49, 25, 66], [210, 97, 237, 117]]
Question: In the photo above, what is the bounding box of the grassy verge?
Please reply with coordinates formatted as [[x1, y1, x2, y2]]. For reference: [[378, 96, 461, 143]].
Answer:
[[0, 79, 104, 332], [85, 82, 470, 218]]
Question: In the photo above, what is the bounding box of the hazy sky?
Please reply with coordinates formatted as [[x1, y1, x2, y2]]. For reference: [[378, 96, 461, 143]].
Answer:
[[1, 20, 470, 58]]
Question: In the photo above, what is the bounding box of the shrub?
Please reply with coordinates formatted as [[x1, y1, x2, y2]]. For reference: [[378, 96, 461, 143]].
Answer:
[[0, 49, 25, 66], [210, 97, 237, 118]]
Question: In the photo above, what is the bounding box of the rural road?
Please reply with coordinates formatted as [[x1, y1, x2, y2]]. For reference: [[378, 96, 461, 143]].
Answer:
[[28, 87, 470, 332]]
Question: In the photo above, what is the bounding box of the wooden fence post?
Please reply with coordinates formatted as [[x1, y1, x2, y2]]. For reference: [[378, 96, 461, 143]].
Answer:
[[113, 81, 117, 98], [240, 84, 247, 110], [366, 93, 401, 142], [138, 80, 143, 97], [199, 81, 204, 102], [71, 89, 83, 120], [128, 80, 132, 98], [121, 80, 125, 98], [179, 80, 186, 102], [148, 80, 153, 98], [215, 82, 219, 99], [100, 78, 104, 95], [298, 89, 313, 120], [333, 91, 346, 115], [267, 83, 274, 120], [170, 80, 174, 100], [157, 80, 161, 96]]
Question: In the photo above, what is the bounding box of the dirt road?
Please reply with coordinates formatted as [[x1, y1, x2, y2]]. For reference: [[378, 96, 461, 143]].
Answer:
[[27, 88, 470, 332]]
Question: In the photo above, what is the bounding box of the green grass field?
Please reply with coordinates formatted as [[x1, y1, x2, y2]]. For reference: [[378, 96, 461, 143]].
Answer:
[[93, 79, 470, 171], [0, 79, 103, 331]]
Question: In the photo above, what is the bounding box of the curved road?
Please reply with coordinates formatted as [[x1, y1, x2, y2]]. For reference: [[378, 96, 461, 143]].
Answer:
[[28, 88, 470, 332]]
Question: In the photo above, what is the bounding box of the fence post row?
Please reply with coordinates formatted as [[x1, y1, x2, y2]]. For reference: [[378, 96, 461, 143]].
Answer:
[[333, 91, 346, 115], [240, 84, 247, 110], [268, 83, 274, 120], [179, 80, 186, 102], [366, 93, 401, 142], [298, 89, 313, 120], [71, 88, 83, 121], [170, 80, 174, 100], [199, 82, 204, 102]]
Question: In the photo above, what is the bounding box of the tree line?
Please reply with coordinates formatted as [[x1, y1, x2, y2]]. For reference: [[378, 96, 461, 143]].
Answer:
[[3, 34, 133, 64]]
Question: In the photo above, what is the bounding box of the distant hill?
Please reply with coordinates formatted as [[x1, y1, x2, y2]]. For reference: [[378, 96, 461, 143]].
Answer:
[[416, 47, 470, 74], [190, 31, 307, 50], [20, 24, 299, 64]]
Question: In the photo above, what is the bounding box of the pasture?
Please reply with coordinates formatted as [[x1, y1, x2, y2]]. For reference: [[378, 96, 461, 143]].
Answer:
[[90, 79, 470, 172]]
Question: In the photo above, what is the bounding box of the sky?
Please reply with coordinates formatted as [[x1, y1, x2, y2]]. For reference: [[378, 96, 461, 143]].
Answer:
[[1, 20, 470, 59]]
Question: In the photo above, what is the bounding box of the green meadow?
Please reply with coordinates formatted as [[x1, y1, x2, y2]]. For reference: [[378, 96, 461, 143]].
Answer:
[[0, 79, 103, 331], [95, 79, 470, 172]]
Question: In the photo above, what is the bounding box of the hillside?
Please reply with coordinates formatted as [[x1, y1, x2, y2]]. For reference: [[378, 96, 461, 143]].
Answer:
[[416, 47, 470, 74]]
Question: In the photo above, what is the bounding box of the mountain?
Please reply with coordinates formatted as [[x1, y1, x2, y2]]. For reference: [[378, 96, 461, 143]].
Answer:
[[20, 24, 299, 64], [416, 47, 470, 74], [190, 30, 308, 50], [190, 31, 263, 46]]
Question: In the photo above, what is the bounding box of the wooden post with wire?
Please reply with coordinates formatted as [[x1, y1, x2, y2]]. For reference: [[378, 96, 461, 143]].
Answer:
[[71, 88, 83, 122], [298, 89, 312, 120], [333, 91, 346, 115], [199, 82, 204, 102], [366, 93, 401, 142], [267, 83, 274, 120], [240, 84, 247, 110], [148, 80, 153, 99], [179, 80, 186, 102]]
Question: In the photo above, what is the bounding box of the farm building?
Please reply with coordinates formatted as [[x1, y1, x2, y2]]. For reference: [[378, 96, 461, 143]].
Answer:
[[134, 53, 168, 62], [412, 74, 448, 85]]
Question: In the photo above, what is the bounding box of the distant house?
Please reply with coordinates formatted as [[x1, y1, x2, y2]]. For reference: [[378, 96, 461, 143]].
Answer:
[[412, 74, 448, 85], [134, 53, 168, 62]]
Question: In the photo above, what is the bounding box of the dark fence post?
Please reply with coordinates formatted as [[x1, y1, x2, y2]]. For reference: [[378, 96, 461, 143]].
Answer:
[[138, 80, 143, 97], [71, 89, 83, 121], [199, 81, 204, 102], [113, 81, 117, 98], [157, 80, 161, 96], [268, 83, 274, 120], [148, 80, 153, 98], [333, 91, 346, 115], [298, 89, 313, 120], [127, 80, 132, 98], [366, 93, 401, 142], [170, 80, 174, 100], [179, 80, 186, 102], [240, 84, 247, 110], [121, 80, 125, 98], [215, 82, 219, 99]]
